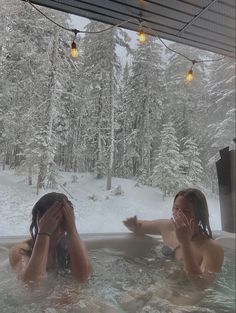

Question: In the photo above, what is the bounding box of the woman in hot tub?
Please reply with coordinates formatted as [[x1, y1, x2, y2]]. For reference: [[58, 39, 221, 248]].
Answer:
[[9, 192, 92, 286], [123, 188, 224, 289]]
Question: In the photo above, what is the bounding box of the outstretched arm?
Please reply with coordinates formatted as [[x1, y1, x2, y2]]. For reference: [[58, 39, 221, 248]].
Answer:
[[123, 216, 171, 235], [62, 200, 92, 283]]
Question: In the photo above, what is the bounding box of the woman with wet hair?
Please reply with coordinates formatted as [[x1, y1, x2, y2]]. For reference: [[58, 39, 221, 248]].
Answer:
[[9, 192, 92, 285], [123, 188, 224, 289]]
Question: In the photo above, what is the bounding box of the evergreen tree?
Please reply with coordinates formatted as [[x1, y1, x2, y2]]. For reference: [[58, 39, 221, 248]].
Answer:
[[164, 43, 210, 149], [151, 121, 184, 197], [114, 62, 131, 177], [0, 0, 71, 191], [80, 21, 129, 189], [124, 36, 166, 181], [182, 137, 203, 187], [208, 57, 235, 150], [1, 0, 235, 196], [94, 159, 106, 179], [204, 57, 235, 190]]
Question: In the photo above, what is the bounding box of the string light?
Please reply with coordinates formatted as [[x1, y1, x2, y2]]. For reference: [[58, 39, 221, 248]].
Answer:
[[26, 0, 226, 81], [157, 35, 224, 82], [70, 30, 79, 59], [186, 69, 193, 82], [138, 29, 147, 44], [70, 41, 79, 58], [137, 13, 147, 44], [185, 60, 196, 82]]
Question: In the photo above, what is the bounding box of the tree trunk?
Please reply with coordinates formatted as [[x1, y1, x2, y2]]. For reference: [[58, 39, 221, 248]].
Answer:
[[107, 75, 114, 190], [2, 150, 6, 170], [28, 166, 32, 186], [37, 162, 47, 195], [107, 167, 112, 190], [39, 28, 58, 188]]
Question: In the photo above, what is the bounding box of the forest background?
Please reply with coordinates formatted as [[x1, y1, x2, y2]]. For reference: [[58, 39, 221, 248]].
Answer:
[[0, 0, 235, 197]]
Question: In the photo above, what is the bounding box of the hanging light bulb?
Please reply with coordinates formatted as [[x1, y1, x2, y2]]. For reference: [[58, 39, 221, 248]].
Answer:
[[186, 69, 194, 82], [70, 41, 79, 58], [185, 60, 196, 82], [70, 29, 79, 59], [137, 13, 148, 44], [138, 29, 147, 44]]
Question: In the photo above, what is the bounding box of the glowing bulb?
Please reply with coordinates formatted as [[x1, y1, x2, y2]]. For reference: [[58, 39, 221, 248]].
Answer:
[[138, 29, 147, 44], [186, 69, 194, 82], [70, 41, 79, 58]]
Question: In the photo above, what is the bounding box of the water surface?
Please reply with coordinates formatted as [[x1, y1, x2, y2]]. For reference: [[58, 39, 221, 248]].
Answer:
[[0, 245, 235, 313]]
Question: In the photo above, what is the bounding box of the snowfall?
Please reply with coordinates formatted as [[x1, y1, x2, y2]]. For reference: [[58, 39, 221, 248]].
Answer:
[[0, 169, 222, 236]]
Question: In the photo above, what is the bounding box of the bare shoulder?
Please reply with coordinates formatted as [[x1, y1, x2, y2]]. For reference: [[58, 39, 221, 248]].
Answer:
[[202, 238, 224, 272], [10, 240, 32, 253], [9, 240, 32, 266], [204, 238, 224, 254]]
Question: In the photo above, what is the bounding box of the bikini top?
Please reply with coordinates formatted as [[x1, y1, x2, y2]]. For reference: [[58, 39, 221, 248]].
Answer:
[[161, 244, 180, 258]]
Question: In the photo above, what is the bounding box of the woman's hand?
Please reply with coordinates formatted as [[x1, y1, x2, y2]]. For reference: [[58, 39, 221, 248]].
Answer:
[[61, 200, 77, 235], [171, 210, 194, 243], [37, 201, 63, 235], [123, 216, 142, 234]]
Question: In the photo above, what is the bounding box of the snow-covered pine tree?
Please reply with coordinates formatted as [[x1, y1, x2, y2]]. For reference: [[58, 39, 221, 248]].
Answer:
[[53, 31, 84, 173], [214, 108, 235, 149], [114, 62, 130, 177], [151, 121, 184, 198], [124, 36, 165, 182], [1, 1, 234, 195], [0, 0, 71, 191], [80, 21, 129, 189], [94, 159, 106, 179], [0, 0, 42, 170], [164, 43, 209, 150], [182, 137, 204, 187], [203, 56, 235, 190], [79, 21, 109, 174], [208, 57, 235, 150], [27, 21, 70, 193]]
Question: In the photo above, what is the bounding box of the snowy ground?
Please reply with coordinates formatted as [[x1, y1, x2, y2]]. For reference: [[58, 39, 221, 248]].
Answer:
[[0, 169, 221, 236]]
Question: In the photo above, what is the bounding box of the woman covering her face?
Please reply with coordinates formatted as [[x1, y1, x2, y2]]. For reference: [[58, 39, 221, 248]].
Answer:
[[9, 192, 92, 286], [123, 188, 224, 289]]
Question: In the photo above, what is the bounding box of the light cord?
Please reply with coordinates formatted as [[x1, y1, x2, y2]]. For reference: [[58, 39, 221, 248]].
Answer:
[[26, 0, 226, 65], [26, 0, 135, 34]]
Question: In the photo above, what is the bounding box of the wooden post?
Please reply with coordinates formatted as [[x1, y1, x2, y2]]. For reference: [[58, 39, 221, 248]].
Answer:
[[216, 145, 235, 233]]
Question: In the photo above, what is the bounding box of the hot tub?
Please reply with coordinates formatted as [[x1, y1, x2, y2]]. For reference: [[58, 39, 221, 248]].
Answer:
[[0, 233, 235, 313]]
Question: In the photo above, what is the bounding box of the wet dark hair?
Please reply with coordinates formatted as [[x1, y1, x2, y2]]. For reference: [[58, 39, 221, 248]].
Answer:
[[30, 192, 73, 242], [29, 192, 73, 269], [174, 188, 212, 238]]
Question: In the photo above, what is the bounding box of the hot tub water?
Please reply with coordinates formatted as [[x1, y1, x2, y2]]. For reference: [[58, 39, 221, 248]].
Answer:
[[0, 242, 234, 313]]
